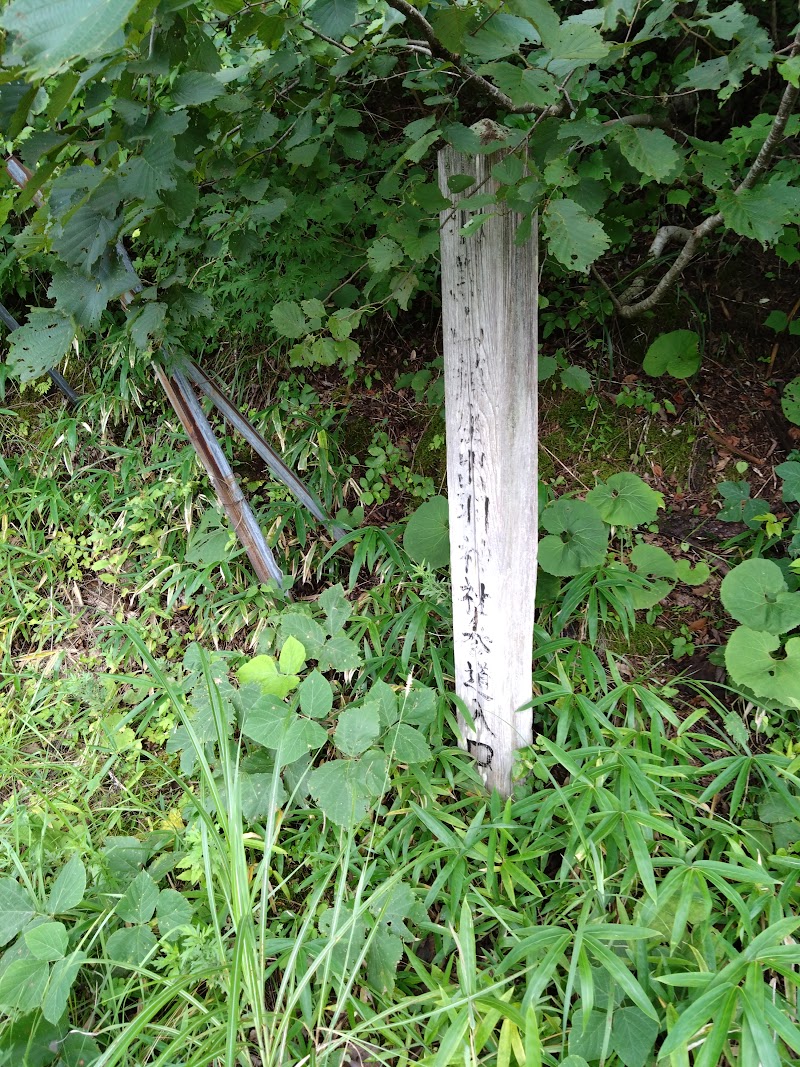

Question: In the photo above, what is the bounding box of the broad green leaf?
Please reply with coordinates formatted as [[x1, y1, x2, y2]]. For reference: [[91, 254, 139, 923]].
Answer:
[[674, 559, 711, 586], [7, 311, 75, 382], [236, 770, 287, 820], [560, 365, 592, 393], [614, 125, 681, 181], [0, 878, 36, 946], [367, 236, 403, 273], [307, 0, 356, 40], [716, 181, 800, 245], [171, 71, 224, 107], [334, 703, 380, 756], [279, 613, 327, 659], [115, 870, 158, 924], [237, 655, 298, 698], [48, 259, 132, 329], [307, 759, 371, 827], [630, 543, 676, 580], [401, 685, 437, 727], [157, 888, 193, 942], [465, 14, 537, 62], [270, 300, 307, 339], [643, 330, 701, 379], [128, 302, 167, 349], [777, 461, 800, 503], [279, 635, 306, 675], [721, 559, 800, 634], [46, 855, 86, 914], [25, 921, 67, 962], [242, 694, 327, 765], [319, 583, 352, 634], [383, 723, 432, 764], [368, 680, 398, 729], [480, 62, 559, 108], [42, 950, 86, 1024], [612, 1005, 659, 1067], [430, 6, 479, 52], [542, 198, 610, 273], [105, 924, 158, 968], [547, 23, 609, 63], [0, 958, 49, 1012], [538, 498, 608, 576], [318, 634, 362, 672], [404, 496, 450, 568], [298, 669, 333, 719], [725, 628, 800, 708], [367, 924, 404, 993], [568, 1009, 606, 1061], [586, 473, 664, 527], [0, 0, 139, 78]]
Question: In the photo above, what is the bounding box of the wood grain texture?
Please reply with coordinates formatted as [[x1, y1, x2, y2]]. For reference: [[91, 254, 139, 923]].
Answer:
[[438, 144, 538, 796]]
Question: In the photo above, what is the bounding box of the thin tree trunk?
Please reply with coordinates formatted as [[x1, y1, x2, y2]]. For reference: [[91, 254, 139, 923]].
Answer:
[[438, 139, 538, 797]]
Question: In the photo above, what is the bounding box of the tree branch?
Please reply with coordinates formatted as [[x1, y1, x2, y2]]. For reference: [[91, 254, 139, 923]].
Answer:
[[604, 29, 800, 319], [384, 0, 563, 116]]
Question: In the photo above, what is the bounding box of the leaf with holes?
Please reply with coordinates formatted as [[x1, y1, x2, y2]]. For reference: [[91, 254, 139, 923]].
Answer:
[[334, 704, 380, 757], [542, 198, 610, 273], [7, 311, 75, 382], [1, 0, 139, 77], [643, 330, 701, 379], [716, 180, 800, 245], [725, 628, 800, 708], [586, 473, 664, 527], [782, 377, 800, 427], [721, 559, 800, 634], [538, 498, 608, 576]]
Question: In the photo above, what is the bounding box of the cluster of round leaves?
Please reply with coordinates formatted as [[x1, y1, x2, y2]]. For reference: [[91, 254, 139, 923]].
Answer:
[[721, 559, 800, 709]]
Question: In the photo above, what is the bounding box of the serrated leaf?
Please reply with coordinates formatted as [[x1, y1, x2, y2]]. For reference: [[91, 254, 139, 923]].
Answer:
[[716, 181, 800, 245], [171, 71, 224, 107], [480, 62, 559, 108], [48, 259, 132, 329], [586, 473, 664, 527], [538, 498, 608, 576], [25, 922, 68, 962], [430, 6, 479, 52], [614, 125, 681, 181], [270, 300, 307, 339], [466, 14, 537, 62], [42, 950, 86, 1024], [367, 924, 404, 993], [46, 856, 86, 915], [318, 634, 362, 672], [115, 870, 158, 924], [319, 583, 352, 634], [128, 302, 167, 349], [6, 310, 75, 383], [384, 723, 431, 764], [157, 889, 193, 942], [105, 925, 158, 968], [560, 365, 592, 393], [542, 198, 610, 273], [307, 759, 371, 826], [279, 613, 327, 659], [298, 670, 333, 719], [547, 23, 609, 63], [307, 0, 356, 40], [367, 236, 403, 273], [0, 0, 139, 78], [334, 704, 380, 756], [242, 694, 326, 766]]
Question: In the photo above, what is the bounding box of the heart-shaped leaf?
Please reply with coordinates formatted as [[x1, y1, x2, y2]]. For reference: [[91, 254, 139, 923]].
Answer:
[[538, 498, 608, 576], [404, 496, 450, 568], [721, 559, 800, 634], [587, 473, 664, 527], [725, 628, 800, 708]]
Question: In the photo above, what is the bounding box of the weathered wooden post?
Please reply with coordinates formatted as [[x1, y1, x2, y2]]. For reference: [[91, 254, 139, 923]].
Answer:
[[438, 128, 538, 797]]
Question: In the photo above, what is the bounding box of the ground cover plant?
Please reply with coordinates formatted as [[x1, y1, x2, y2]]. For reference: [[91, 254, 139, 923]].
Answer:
[[1, 0, 800, 1064]]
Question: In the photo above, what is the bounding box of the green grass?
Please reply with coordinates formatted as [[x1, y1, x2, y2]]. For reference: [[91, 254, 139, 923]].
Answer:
[[2, 382, 800, 1067]]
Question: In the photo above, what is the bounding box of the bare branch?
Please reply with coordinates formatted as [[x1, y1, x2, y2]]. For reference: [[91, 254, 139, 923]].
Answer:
[[606, 28, 800, 319]]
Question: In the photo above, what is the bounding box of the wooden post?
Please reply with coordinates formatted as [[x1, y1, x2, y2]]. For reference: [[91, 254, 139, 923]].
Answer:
[[438, 134, 538, 797]]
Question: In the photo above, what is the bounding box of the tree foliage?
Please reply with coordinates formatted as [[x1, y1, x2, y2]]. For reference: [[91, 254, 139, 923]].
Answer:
[[0, 0, 798, 382]]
